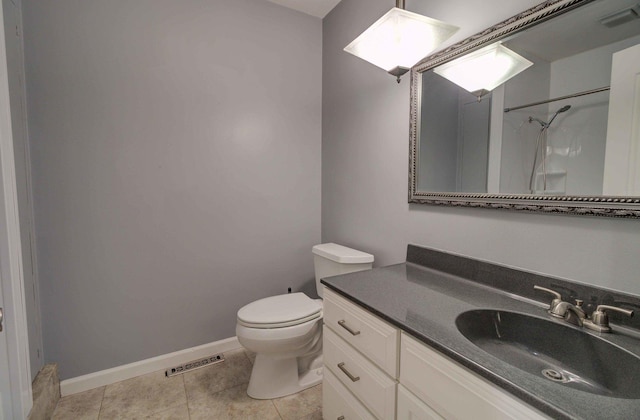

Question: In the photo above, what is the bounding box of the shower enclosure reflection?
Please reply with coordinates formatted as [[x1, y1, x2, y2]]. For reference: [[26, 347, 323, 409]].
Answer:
[[415, 0, 640, 198], [528, 105, 572, 194]]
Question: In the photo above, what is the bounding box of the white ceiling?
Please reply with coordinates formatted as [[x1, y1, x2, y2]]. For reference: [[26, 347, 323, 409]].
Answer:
[[265, 0, 342, 18], [505, 0, 640, 62]]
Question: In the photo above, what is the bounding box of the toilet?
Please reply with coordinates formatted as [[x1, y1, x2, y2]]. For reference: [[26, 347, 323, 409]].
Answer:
[[236, 243, 374, 399]]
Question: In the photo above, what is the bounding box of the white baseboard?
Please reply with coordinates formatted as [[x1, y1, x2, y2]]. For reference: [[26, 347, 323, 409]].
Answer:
[[60, 336, 241, 396]]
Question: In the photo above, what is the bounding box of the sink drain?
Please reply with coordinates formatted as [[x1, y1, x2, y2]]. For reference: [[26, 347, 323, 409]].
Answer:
[[542, 368, 568, 383]]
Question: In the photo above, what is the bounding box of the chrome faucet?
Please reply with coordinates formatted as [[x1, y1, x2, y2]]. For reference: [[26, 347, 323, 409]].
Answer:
[[549, 300, 586, 327], [534, 286, 586, 327], [534, 285, 634, 332]]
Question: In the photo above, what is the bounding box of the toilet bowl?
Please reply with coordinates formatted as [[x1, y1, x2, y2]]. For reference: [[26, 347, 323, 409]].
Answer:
[[237, 293, 323, 399], [236, 243, 374, 399]]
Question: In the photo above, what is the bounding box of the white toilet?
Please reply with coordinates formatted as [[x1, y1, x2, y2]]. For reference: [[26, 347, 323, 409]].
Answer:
[[236, 243, 374, 399]]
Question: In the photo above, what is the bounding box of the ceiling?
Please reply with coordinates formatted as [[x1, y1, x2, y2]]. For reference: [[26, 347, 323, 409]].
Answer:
[[505, 0, 640, 62], [265, 0, 342, 18]]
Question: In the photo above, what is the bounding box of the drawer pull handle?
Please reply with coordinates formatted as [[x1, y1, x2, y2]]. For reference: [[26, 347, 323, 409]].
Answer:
[[338, 417, 345, 420], [337, 362, 360, 382], [338, 320, 360, 336]]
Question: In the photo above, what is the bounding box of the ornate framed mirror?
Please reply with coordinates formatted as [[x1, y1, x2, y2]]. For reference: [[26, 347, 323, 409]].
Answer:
[[409, 0, 640, 218]]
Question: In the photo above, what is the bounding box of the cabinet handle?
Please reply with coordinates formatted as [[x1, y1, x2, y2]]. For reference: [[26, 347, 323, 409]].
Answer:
[[338, 320, 360, 336], [337, 362, 360, 382]]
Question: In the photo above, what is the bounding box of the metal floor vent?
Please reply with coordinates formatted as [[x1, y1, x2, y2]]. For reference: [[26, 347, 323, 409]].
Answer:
[[165, 354, 225, 377]]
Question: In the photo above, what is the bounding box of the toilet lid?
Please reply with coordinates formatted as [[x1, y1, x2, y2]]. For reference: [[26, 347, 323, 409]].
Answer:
[[237, 293, 322, 328]]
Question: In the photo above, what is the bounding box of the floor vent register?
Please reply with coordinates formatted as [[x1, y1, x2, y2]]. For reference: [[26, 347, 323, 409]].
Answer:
[[165, 353, 225, 377]]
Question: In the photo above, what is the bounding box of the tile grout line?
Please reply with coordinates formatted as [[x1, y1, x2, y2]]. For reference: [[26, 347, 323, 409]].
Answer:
[[271, 399, 285, 420], [147, 370, 190, 419], [182, 373, 191, 420], [241, 348, 254, 365], [96, 386, 106, 420], [178, 372, 188, 419]]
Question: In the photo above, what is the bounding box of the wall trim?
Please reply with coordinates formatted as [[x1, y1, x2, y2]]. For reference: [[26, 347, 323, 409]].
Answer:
[[0, 3, 34, 418], [60, 337, 241, 396]]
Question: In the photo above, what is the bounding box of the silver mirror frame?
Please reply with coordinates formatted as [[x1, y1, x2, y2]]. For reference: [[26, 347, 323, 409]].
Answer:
[[409, 0, 640, 218]]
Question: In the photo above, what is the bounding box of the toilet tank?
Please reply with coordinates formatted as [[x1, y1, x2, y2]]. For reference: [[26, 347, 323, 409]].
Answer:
[[312, 243, 374, 298]]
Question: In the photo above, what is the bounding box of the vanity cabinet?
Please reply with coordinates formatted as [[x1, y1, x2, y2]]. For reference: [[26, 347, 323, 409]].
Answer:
[[400, 333, 547, 420], [323, 288, 399, 420], [323, 287, 549, 420]]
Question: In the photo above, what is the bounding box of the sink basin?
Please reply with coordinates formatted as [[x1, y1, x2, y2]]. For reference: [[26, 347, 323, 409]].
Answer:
[[456, 310, 640, 398]]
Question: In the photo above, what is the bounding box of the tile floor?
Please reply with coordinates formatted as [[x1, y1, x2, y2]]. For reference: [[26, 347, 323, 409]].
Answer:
[[52, 349, 322, 420]]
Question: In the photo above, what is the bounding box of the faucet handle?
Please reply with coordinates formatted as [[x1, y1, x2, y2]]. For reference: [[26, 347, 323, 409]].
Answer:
[[534, 285, 563, 309], [534, 285, 562, 300], [584, 305, 634, 333], [594, 305, 634, 317]]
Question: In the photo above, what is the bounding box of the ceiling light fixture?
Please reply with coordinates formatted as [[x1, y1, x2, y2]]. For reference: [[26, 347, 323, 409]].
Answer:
[[344, 0, 459, 83], [433, 42, 533, 100]]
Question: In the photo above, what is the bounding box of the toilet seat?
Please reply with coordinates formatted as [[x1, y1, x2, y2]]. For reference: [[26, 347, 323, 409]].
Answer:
[[237, 293, 322, 329]]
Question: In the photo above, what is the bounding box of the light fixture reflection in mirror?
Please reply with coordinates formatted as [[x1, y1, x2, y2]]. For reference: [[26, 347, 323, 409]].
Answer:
[[432, 43, 533, 100], [344, 1, 458, 82]]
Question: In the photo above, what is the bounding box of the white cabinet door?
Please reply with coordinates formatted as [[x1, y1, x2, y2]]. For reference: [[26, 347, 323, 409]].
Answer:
[[397, 384, 444, 420], [400, 333, 548, 420]]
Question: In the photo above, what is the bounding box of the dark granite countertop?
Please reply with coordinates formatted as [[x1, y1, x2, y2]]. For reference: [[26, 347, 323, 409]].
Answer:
[[320, 246, 640, 420]]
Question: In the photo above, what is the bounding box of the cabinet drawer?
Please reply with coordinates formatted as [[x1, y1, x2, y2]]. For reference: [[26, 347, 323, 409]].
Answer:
[[397, 384, 444, 420], [323, 287, 399, 377], [400, 333, 548, 420], [323, 367, 376, 420], [324, 326, 396, 420]]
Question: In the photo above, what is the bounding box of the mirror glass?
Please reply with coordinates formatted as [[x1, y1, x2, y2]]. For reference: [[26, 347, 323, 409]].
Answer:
[[415, 0, 640, 198]]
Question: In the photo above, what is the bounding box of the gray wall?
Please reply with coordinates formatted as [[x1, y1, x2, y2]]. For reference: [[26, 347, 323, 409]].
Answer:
[[322, 0, 640, 296], [23, 0, 321, 379], [419, 72, 459, 191], [459, 96, 490, 193]]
